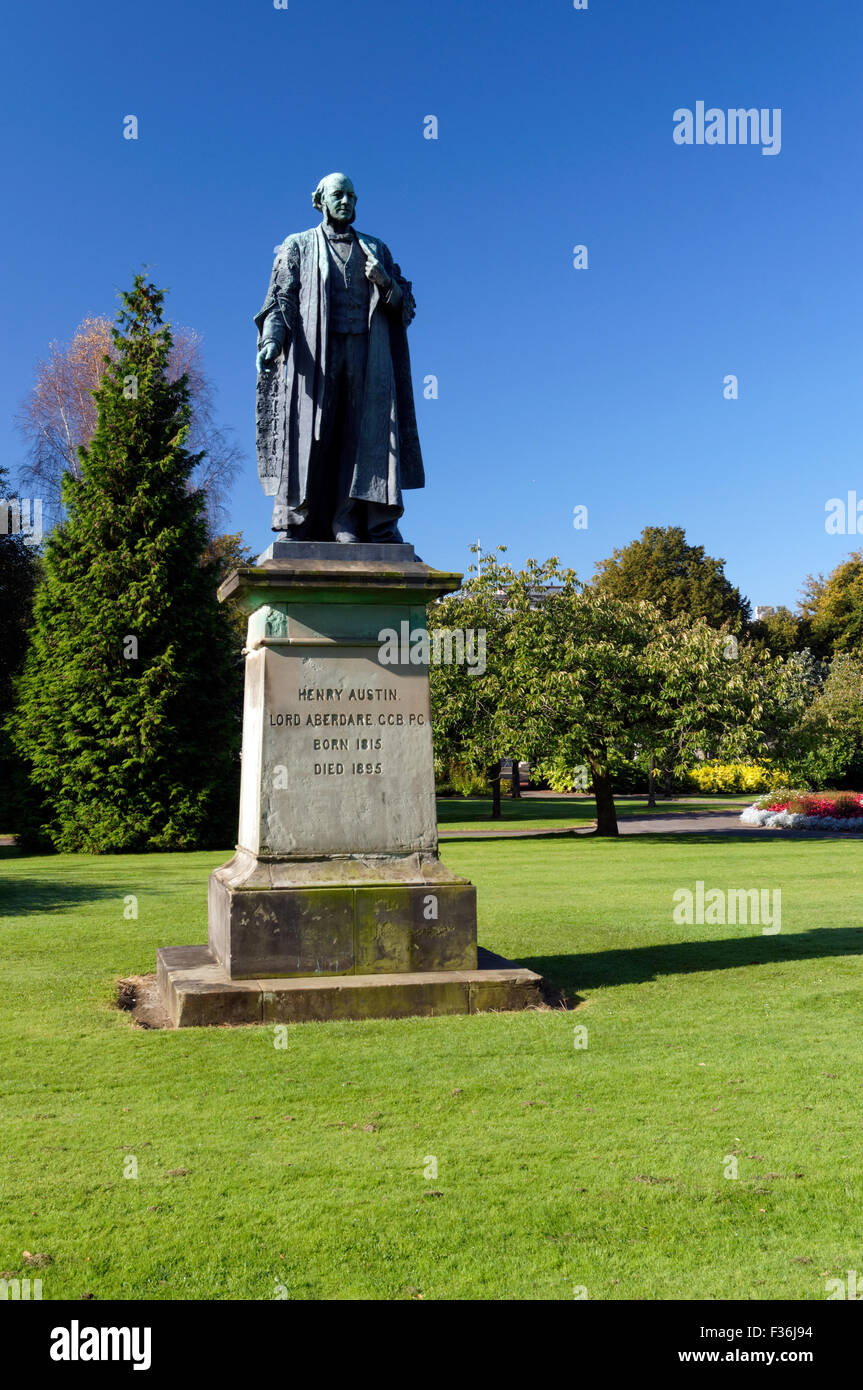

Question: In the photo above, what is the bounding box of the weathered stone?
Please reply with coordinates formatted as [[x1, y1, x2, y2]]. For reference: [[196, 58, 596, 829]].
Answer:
[[217, 557, 460, 608], [209, 876, 354, 979], [353, 885, 477, 973], [215, 847, 473, 892], [157, 945, 542, 1028], [157, 555, 543, 1023], [157, 947, 263, 1028], [261, 971, 471, 1023], [258, 540, 416, 564], [237, 641, 438, 858], [209, 864, 477, 979], [468, 972, 543, 1014]]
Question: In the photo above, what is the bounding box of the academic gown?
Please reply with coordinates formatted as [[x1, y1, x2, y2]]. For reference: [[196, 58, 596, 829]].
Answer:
[[254, 224, 424, 527]]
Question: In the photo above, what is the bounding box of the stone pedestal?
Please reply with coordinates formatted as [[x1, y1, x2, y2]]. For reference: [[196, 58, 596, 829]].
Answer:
[[157, 545, 542, 1026]]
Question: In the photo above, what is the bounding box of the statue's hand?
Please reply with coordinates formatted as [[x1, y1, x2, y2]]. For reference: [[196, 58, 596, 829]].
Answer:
[[358, 240, 392, 291], [257, 340, 281, 374]]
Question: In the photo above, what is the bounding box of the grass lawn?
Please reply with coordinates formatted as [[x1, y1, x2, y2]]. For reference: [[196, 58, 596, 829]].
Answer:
[[1, 818, 861, 1301]]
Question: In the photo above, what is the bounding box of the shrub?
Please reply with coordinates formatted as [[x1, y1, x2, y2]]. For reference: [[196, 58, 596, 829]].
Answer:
[[446, 760, 491, 798], [685, 761, 788, 794]]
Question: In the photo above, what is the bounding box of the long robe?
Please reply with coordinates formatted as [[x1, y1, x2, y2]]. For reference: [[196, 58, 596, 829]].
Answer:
[[254, 225, 424, 521]]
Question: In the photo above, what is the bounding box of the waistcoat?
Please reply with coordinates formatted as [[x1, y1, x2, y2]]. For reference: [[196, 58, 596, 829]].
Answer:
[[327, 236, 371, 334]]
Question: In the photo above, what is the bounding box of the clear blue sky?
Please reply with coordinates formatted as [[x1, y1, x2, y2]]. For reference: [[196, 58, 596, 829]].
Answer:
[[2, 0, 861, 609]]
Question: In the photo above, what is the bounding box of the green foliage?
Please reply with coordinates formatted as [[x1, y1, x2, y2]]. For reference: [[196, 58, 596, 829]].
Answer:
[[779, 652, 863, 789], [0, 467, 39, 826], [430, 553, 777, 835], [800, 553, 863, 658], [684, 761, 788, 794], [430, 553, 772, 834], [204, 530, 255, 647], [591, 525, 751, 630], [446, 760, 491, 798], [429, 548, 512, 777], [533, 754, 588, 794], [8, 278, 239, 852], [201, 530, 255, 736], [747, 605, 806, 658], [532, 752, 650, 796]]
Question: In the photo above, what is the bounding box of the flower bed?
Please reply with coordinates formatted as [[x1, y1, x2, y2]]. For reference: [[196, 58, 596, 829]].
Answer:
[[740, 789, 863, 831]]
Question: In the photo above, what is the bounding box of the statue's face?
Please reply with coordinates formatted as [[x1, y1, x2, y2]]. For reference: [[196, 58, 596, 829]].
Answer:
[[321, 177, 356, 225]]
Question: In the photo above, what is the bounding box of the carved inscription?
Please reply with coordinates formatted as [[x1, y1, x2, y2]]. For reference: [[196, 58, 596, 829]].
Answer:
[[268, 685, 426, 776], [257, 647, 437, 855]]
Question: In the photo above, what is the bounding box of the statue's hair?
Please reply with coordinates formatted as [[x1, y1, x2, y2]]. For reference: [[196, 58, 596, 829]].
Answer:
[[312, 174, 354, 211]]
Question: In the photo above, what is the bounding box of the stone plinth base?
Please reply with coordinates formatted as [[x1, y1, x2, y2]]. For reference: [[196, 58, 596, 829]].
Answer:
[[155, 551, 545, 1027], [157, 945, 543, 1028], [258, 540, 417, 563], [208, 849, 477, 979]]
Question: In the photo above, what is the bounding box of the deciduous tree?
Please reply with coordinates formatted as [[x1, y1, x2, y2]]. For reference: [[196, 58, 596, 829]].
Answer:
[[592, 525, 750, 631], [800, 553, 863, 658], [16, 313, 241, 532], [431, 554, 775, 836]]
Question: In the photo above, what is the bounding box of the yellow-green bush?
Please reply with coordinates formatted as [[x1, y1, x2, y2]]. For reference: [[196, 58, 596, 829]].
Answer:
[[684, 761, 789, 794], [445, 759, 490, 798]]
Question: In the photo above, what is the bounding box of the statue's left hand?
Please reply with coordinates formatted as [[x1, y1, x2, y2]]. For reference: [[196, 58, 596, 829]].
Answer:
[[257, 340, 281, 374], [358, 240, 392, 291]]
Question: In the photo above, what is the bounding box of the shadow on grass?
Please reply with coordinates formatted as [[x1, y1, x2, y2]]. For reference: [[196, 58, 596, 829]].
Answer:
[[435, 797, 748, 827], [440, 828, 585, 842], [436, 797, 592, 826], [0, 863, 124, 919], [519, 926, 863, 993]]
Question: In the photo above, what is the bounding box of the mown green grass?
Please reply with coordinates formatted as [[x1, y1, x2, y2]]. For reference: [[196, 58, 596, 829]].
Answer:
[[0, 824, 861, 1301]]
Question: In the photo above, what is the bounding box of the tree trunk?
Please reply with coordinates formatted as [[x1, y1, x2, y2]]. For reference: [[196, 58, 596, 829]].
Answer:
[[662, 767, 673, 798], [592, 768, 619, 836], [489, 760, 502, 819], [647, 754, 656, 809], [510, 759, 521, 799]]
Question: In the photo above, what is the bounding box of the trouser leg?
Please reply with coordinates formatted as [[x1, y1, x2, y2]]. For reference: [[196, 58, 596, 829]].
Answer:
[[272, 336, 347, 539], [331, 333, 368, 540], [365, 501, 404, 542]]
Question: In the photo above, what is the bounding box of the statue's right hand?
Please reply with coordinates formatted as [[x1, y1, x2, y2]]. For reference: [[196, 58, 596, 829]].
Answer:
[[257, 340, 281, 374]]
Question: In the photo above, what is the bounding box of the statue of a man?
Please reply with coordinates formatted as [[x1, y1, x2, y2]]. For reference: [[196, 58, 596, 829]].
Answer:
[[255, 173, 424, 543]]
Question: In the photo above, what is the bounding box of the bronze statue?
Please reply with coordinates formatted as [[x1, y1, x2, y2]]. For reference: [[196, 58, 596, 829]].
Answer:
[[255, 174, 424, 543]]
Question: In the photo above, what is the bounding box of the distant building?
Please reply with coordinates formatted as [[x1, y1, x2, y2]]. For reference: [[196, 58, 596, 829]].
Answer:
[[752, 605, 775, 622]]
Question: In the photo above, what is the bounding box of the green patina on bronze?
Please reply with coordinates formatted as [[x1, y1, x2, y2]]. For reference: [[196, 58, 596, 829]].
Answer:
[[254, 174, 423, 545]]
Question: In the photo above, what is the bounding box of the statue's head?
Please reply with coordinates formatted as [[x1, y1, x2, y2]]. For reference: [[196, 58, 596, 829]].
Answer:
[[312, 173, 357, 227]]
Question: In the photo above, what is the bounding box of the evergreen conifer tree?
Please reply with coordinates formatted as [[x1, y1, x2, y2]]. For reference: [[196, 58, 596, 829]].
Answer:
[[11, 277, 239, 851], [0, 467, 39, 830]]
